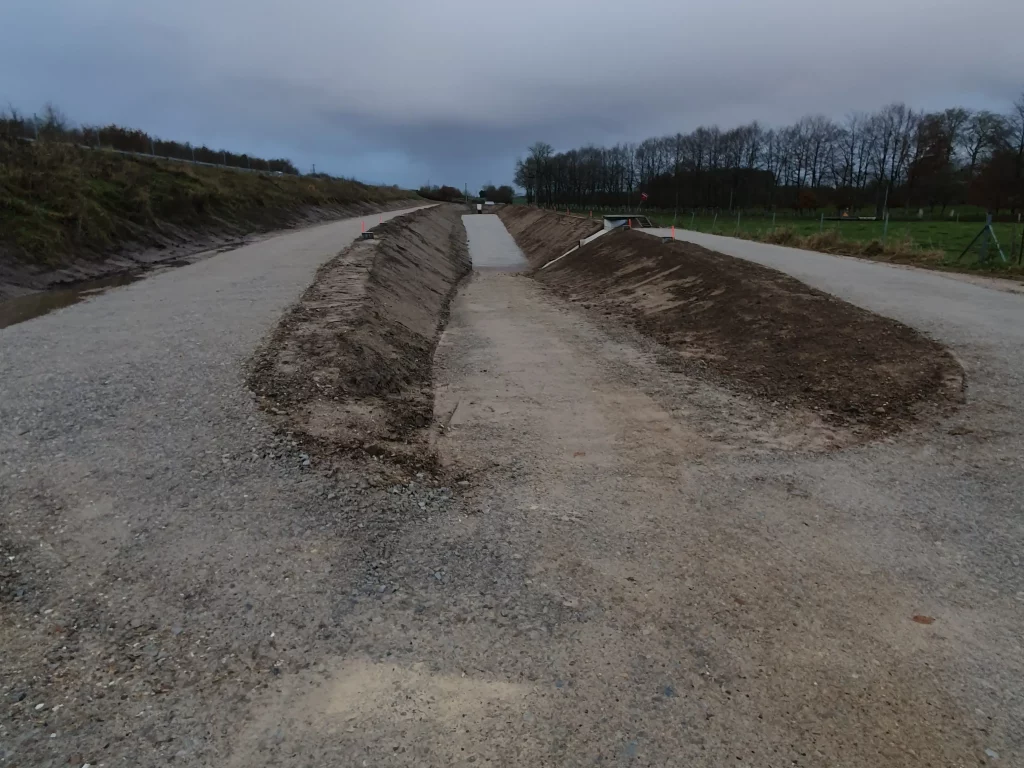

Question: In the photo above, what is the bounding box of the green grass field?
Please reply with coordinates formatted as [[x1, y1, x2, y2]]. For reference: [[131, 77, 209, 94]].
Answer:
[[644, 213, 1022, 264], [530, 202, 1024, 276]]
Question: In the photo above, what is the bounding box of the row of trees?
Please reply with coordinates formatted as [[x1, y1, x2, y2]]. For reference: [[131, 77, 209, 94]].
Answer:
[[1, 104, 300, 174], [416, 184, 464, 202], [479, 184, 514, 203], [513, 94, 1024, 216]]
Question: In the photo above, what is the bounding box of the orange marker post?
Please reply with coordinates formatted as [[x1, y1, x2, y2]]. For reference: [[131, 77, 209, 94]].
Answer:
[[671, 225, 675, 239], [379, 214, 383, 224], [361, 220, 365, 232]]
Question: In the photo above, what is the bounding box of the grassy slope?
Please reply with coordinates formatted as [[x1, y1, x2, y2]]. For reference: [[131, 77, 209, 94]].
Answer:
[[0, 138, 415, 267]]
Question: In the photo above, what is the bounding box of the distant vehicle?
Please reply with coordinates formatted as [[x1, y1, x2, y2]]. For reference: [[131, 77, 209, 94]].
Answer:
[[485, 201, 496, 206]]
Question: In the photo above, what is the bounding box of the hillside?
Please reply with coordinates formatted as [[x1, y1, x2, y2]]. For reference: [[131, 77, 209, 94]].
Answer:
[[0, 137, 417, 293]]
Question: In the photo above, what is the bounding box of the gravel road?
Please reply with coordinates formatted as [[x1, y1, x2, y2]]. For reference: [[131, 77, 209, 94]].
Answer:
[[2, 209, 1021, 766], [0, 206, 446, 766]]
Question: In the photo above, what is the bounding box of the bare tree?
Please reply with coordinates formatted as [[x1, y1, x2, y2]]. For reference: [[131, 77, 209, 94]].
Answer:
[[513, 94, 1022, 215], [959, 111, 1005, 175], [1008, 93, 1024, 186]]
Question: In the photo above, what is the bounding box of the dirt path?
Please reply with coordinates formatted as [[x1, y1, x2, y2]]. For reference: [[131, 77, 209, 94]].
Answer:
[[0, 206, 443, 766]]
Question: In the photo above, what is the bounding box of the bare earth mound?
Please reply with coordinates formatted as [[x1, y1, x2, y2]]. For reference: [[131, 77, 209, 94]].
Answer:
[[536, 230, 963, 433], [249, 205, 470, 468], [497, 206, 602, 269]]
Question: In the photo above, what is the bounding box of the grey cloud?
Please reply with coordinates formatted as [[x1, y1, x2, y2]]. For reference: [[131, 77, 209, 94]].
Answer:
[[2, 0, 1022, 189]]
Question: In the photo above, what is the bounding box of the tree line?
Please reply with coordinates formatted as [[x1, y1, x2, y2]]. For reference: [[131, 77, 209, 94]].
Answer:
[[513, 94, 1024, 217], [1, 104, 300, 175], [479, 184, 514, 203], [417, 184, 465, 202], [415, 184, 515, 204]]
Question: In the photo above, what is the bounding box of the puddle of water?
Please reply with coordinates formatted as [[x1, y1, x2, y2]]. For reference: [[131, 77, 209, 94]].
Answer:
[[0, 273, 141, 330], [0, 250, 213, 330]]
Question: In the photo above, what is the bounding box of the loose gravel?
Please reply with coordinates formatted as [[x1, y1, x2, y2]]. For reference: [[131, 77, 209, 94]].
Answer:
[[0, 207, 453, 766], [2, 208, 1022, 767]]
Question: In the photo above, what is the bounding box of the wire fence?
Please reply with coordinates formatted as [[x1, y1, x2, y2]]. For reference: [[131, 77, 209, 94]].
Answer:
[[539, 203, 1022, 225], [1, 114, 300, 175], [530, 204, 1024, 264], [9, 136, 292, 178]]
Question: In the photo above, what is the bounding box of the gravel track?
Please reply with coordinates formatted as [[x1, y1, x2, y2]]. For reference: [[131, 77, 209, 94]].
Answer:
[[2, 209, 1021, 767], [0, 206, 451, 766]]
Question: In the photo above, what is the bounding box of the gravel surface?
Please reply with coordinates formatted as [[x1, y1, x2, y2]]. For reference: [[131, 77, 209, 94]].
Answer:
[[426, 261, 1024, 766], [2, 208, 1021, 767], [0, 206, 451, 766]]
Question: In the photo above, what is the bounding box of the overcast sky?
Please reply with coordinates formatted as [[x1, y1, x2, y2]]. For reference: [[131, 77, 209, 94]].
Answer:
[[2, 0, 1022, 191]]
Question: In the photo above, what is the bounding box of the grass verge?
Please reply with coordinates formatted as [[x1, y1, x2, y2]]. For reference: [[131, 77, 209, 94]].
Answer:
[[0, 137, 415, 267], [643, 213, 1024, 277]]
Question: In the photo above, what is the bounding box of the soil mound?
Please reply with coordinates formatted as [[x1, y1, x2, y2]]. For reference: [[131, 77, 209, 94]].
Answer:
[[249, 205, 470, 468], [535, 230, 962, 433], [498, 206, 602, 269]]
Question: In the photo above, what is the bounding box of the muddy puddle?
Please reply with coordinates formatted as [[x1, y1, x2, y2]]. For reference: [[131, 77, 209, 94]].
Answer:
[[0, 274, 146, 329], [0, 252, 219, 330]]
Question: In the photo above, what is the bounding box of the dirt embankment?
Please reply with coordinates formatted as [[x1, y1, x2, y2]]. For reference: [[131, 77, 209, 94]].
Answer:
[[0, 200, 422, 300], [249, 205, 470, 469], [0, 137, 419, 298], [497, 206, 602, 269], [533, 229, 963, 433]]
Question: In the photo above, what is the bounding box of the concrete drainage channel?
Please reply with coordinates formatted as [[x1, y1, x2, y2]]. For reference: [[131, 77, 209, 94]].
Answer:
[[462, 213, 530, 270]]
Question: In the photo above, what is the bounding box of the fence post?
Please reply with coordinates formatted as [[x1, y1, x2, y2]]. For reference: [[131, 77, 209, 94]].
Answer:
[[736, 210, 741, 234], [690, 211, 695, 229], [980, 214, 992, 263], [712, 212, 718, 231], [882, 213, 890, 245], [819, 212, 824, 232], [1018, 213, 1023, 264], [772, 211, 776, 227]]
